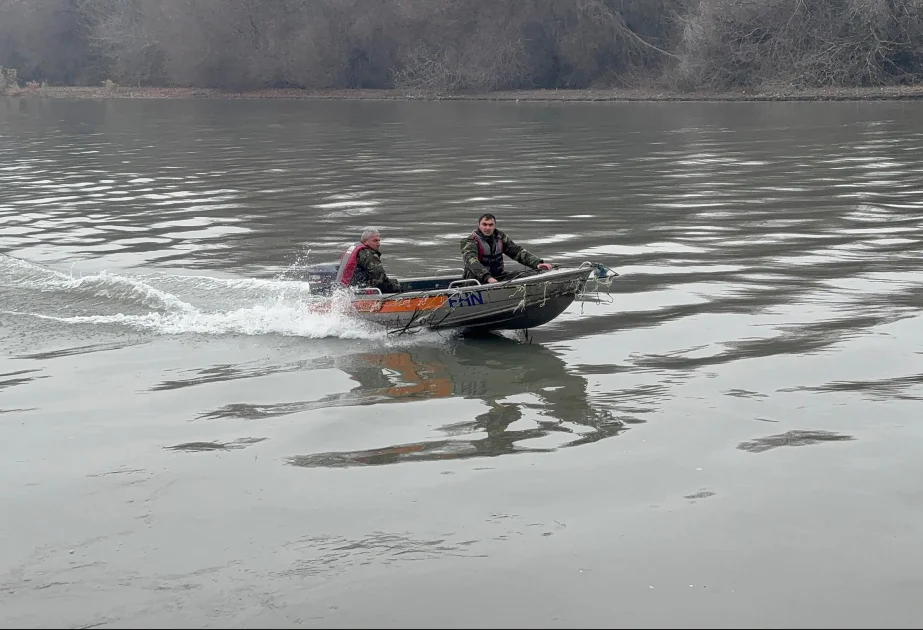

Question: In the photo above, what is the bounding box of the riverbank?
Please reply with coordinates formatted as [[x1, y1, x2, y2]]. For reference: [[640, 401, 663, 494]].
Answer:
[[5, 84, 923, 102]]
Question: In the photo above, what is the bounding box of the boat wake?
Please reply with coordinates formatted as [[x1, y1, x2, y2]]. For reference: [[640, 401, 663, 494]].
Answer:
[[0, 254, 398, 340]]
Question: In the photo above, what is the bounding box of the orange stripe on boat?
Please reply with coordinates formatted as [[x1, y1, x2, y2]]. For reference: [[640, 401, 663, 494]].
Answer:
[[352, 295, 448, 313]]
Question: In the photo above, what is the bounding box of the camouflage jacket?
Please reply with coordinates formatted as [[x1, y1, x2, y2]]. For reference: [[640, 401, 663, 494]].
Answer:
[[460, 228, 543, 282], [354, 247, 402, 293]]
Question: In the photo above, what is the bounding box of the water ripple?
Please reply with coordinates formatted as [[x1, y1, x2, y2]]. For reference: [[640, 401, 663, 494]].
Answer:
[[2, 99, 922, 469]]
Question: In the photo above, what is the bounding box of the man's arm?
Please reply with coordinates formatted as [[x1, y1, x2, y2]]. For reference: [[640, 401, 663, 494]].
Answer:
[[359, 249, 402, 293], [460, 236, 492, 282], [499, 230, 544, 269]]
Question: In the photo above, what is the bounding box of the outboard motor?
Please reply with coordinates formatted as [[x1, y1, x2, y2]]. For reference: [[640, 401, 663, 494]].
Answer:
[[298, 261, 341, 295]]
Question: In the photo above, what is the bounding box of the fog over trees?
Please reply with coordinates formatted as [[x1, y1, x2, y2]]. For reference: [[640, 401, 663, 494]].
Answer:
[[3, 0, 923, 92]]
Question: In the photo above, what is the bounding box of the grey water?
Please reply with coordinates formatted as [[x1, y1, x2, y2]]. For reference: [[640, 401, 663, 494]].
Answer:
[[1, 97, 923, 628]]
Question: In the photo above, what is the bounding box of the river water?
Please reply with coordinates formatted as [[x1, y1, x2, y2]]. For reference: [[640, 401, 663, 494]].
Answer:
[[1, 97, 922, 628]]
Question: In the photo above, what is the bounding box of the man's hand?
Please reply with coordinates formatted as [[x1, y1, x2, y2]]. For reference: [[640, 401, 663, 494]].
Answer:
[[487, 277, 499, 283], [537, 263, 552, 271]]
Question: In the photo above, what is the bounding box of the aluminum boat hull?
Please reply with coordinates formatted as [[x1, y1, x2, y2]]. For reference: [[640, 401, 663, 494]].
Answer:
[[306, 264, 612, 333]]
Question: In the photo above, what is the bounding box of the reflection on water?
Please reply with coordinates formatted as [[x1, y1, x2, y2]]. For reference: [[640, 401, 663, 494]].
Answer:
[[170, 334, 625, 466], [165, 437, 267, 452], [0, 369, 48, 391], [779, 373, 923, 401], [12, 341, 147, 360], [737, 430, 856, 453], [286, 336, 625, 467]]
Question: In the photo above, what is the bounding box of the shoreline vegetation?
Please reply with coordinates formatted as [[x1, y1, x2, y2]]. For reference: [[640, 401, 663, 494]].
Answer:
[[5, 1, 923, 104], [6, 85, 923, 103]]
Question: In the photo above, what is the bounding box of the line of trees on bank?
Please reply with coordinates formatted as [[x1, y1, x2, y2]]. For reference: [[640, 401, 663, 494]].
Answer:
[[3, 0, 923, 93]]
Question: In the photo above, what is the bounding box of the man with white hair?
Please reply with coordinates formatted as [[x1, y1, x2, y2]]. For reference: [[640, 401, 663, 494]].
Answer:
[[335, 227, 402, 293]]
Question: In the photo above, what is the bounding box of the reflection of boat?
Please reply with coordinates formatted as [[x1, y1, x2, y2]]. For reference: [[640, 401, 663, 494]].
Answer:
[[303, 261, 618, 333], [285, 336, 627, 468]]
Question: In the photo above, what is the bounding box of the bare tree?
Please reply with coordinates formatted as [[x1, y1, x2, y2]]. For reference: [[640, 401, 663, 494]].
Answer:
[[674, 0, 923, 88], [390, 0, 535, 93], [0, 0, 97, 85], [76, 0, 166, 86], [5, 0, 923, 92]]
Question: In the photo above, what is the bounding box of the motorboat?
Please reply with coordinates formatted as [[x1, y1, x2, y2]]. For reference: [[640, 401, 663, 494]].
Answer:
[[301, 261, 618, 333]]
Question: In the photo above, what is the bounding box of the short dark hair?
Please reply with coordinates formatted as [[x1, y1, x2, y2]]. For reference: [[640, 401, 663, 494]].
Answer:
[[478, 213, 496, 223]]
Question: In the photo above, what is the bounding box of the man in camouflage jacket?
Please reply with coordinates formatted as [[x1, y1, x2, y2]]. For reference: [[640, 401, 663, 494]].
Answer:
[[351, 228, 402, 293], [460, 213, 552, 284]]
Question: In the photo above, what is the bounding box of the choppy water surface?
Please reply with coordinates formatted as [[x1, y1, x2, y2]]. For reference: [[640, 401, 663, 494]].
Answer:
[[1, 98, 922, 628]]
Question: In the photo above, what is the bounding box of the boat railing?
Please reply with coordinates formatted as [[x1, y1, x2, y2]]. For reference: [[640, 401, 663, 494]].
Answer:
[[448, 279, 481, 289]]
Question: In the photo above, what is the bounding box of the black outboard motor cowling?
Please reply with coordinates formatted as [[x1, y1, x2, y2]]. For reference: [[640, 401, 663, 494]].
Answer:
[[298, 261, 340, 295]]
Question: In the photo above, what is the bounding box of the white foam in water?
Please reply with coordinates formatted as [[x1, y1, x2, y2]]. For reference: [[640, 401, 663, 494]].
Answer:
[[1, 254, 388, 340], [9, 303, 384, 339], [1, 255, 194, 312], [65, 270, 197, 312]]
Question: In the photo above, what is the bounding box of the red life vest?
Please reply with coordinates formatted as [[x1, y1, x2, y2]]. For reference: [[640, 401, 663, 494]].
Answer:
[[335, 242, 369, 286], [471, 230, 504, 275]]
